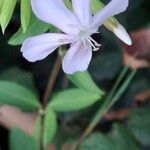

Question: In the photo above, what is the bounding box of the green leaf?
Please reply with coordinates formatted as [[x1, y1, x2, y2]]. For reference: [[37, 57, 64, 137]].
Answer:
[[81, 133, 115, 150], [68, 71, 104, 95], [91, 0, 104, 13], [81, 124, 140, 150], [0, 0, 4, 14], [128, 108, 150, 146], [49, 88, 101, 112], [0, 67, 37, 94], [111, 124, 140, 150], [0, 81, 40, 110], [8, 14, 50, 45], [34, 116, 42, 147], [21, 0, 31, 33], [64, 0, 72, 9], [49, 25, 60, 33], [9, 128, 38, 150], [0, 0, 17, 33], [43, 109, 57, 149]]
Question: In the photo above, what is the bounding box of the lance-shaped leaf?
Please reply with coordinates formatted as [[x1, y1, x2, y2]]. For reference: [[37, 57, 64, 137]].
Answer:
[[68, 71, 104, 95], [49, 88, 101, 112], [21, 0, 31, 33], [0, 0, 17, 33], [0, 81, 40, 110], [43, 108, 57, 148], [0, 0, 4, 14]]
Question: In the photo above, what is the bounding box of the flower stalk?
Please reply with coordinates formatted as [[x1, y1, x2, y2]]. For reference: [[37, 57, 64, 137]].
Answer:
[[71, 67, 137, 150]]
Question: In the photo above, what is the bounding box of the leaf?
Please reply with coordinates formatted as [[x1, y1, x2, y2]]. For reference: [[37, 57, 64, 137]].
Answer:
[[0, 0, 17, 33], [81, 133, 115, 150], [64, 0, 72, 9], [68, 71, 104, 95], [128, 108, 150, 146], [43, 108, 57, 149], [20, 0, 31, 33], [111, 124, 140, 150], [8, 14, 50, 45], [9, 128, 38, 150], [91, 0, 104, 13], [0, 0, 4, 14], [0, 81, 40, 110], [49, 88, 101, 112], [34, 116, 42, 147], [81, 124, 140, 150], [0, 67, 37, 94]]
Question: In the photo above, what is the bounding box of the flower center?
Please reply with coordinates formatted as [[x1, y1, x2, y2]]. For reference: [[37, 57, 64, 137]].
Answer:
[[78, 29, 101, 51]]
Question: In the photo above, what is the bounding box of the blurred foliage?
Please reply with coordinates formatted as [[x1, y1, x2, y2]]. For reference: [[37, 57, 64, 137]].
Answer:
[[0, 0, 149, 150]]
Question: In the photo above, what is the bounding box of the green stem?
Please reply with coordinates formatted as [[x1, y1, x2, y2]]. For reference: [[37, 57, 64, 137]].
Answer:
[[105, 66, 129, 103], [71, 68, 137, 150]]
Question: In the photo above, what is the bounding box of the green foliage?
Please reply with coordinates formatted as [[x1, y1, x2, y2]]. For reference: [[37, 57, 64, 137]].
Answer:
[[0, 0, 3, 14], [68, 71, 104, 95], [43, 109, 57, 149], [34, 116, 42, 144], [9, 128, 38, 150], [8, 14, 50, 45], [0, 81, 40, 110], [20, 0, 31, 33], [0, 0, 17, 33], [128, 108, 150, 146], [81, 124, 140, 150], [111, 124, 140, 150], [49, 88, 101, 112], [91, 0, 104, 13], [0, 0, 149, 150], [0, 67, 38, 93], [81, 133, 114, 150]]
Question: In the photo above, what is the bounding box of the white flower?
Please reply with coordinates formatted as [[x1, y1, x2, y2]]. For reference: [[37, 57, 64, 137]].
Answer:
[[21, 0, 131, 74]]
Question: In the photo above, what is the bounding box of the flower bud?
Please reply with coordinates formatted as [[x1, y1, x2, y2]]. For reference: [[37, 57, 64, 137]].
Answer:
[[111, 23, 132, 45], [91, 0, 132, 45]]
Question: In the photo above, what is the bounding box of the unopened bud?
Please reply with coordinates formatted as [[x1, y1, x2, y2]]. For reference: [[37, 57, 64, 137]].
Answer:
[[113, 24, 132, 45], [91, 0, 132, 45]]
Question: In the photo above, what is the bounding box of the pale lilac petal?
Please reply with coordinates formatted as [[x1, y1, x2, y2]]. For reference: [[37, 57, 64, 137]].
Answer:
[[92, 0, 129, 28], [31, 0, 80, 35], [62, 42, 92, 74], [72, 0, 92, 27], [113, 24, 132, 45], [21, 33, 75, 62]]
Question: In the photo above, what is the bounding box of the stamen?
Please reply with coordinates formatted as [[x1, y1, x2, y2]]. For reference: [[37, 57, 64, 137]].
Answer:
[[85, 36, 101, 51], [93, 47, 100, 51], [86, 37, 97, 50], [88, 36, 101, 47]]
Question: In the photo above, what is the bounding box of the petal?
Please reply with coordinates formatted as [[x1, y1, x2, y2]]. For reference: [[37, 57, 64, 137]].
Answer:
[[72, 0, 92, 27], [62, 42, 92, 74], [113, 24, 132, 45], [21, 33, 74, 62], [31, 0, 80, 35], [92, 0, 129, 29]]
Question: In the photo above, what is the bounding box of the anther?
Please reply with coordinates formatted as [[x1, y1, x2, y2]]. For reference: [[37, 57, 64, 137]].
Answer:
[[88, 36, 101, 47]]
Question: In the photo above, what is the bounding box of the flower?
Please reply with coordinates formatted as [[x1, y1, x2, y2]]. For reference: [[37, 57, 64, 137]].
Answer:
[[21, 0, 131, 74]]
